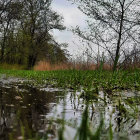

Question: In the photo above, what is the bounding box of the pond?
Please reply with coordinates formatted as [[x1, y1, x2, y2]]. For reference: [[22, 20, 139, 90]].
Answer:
[[0, 76, 140, 140]]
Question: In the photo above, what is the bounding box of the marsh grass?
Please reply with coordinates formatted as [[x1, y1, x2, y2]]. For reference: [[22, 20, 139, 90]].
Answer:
[[34, 61, 70, 71], [74, 104, 111, 140], [0, 69, 139, 92], [0, 69, 140, 92], [74, 105, 90, 140], [1, 74, 139, 140], [58, 96, 66, 140]]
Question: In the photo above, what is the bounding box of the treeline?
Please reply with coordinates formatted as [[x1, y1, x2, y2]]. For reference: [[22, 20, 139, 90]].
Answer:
[[0, 0, 68, 69]]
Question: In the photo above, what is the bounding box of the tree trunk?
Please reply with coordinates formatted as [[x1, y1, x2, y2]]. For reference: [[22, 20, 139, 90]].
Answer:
[[113, 7, 124, 71], [27, 54, 37, 69]]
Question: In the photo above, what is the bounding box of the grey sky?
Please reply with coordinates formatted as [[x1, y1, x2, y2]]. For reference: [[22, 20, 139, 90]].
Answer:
[[51, 0, 87, 57]]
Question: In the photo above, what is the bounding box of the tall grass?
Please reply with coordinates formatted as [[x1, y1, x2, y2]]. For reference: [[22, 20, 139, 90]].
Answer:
[[33, 60, 113, 71], [0, 69, 140, 91], [75, 105, 90, 140], [34, 61, 70, 71]]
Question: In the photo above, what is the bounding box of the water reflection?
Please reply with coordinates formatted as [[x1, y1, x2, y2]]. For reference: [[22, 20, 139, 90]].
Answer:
[[0, 84, 65, 139], [0, 80, 140, 140]]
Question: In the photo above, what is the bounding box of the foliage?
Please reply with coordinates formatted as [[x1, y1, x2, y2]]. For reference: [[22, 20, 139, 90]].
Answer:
[[0, 0, 68, 68]]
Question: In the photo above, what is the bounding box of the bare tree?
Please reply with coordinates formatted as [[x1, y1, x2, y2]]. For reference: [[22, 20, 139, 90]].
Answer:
[[121, 45, 140, 69], [69, 0, 140, 71]]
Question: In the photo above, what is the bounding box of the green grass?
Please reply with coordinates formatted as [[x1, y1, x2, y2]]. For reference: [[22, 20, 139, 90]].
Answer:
[[0, 69, 140, 92]]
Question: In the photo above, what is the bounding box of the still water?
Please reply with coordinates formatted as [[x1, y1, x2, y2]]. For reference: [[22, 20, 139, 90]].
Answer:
[[0, 77, 140, 140]]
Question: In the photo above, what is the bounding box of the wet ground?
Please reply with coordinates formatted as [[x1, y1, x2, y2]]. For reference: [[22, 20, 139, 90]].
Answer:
[[0, 76, 140, 140]]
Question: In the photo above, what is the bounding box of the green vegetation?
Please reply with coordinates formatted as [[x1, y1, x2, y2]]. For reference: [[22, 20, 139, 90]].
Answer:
[[0, 0, 68, 69], [0, 0, 140, 139], [0, 69, 140, 92], [0, 69, 140, 140]]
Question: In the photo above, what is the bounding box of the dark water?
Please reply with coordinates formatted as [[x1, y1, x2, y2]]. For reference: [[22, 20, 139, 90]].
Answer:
[[0, 77, 140, 140]]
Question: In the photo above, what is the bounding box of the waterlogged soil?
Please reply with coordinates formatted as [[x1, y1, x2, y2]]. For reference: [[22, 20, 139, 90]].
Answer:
[[0, 76, 140, 140]]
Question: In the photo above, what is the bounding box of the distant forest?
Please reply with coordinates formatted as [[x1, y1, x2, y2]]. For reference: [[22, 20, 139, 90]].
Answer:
[[0, 0, 68, 69]]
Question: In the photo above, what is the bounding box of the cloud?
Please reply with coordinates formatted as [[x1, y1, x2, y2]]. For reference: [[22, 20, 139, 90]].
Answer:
[[51, 0, 87, 56], [52, 30, 85, 56], [52, 0, 86, 28]]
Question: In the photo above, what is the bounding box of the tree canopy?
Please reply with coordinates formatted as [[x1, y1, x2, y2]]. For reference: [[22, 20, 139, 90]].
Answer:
[[0, 0, 68, 68]]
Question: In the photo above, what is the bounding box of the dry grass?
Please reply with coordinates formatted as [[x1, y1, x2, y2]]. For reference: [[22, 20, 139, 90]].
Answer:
[[71, 62, 96, 70], [34, 61, 140, 71], [0, 63, 26, 70], [34, 61, 97, 71], [34, 61, 70, 71], [33, 61, 112, 71], [120, 62, 140, 70], [103, 64, 112, 70]]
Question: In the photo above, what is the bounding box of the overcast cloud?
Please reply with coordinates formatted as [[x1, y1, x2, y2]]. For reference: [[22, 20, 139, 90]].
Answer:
[[51, 0, 87, 57]]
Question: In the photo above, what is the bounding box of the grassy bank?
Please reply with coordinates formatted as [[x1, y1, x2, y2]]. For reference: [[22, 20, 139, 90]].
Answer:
[[0, 69, 140, 92]]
